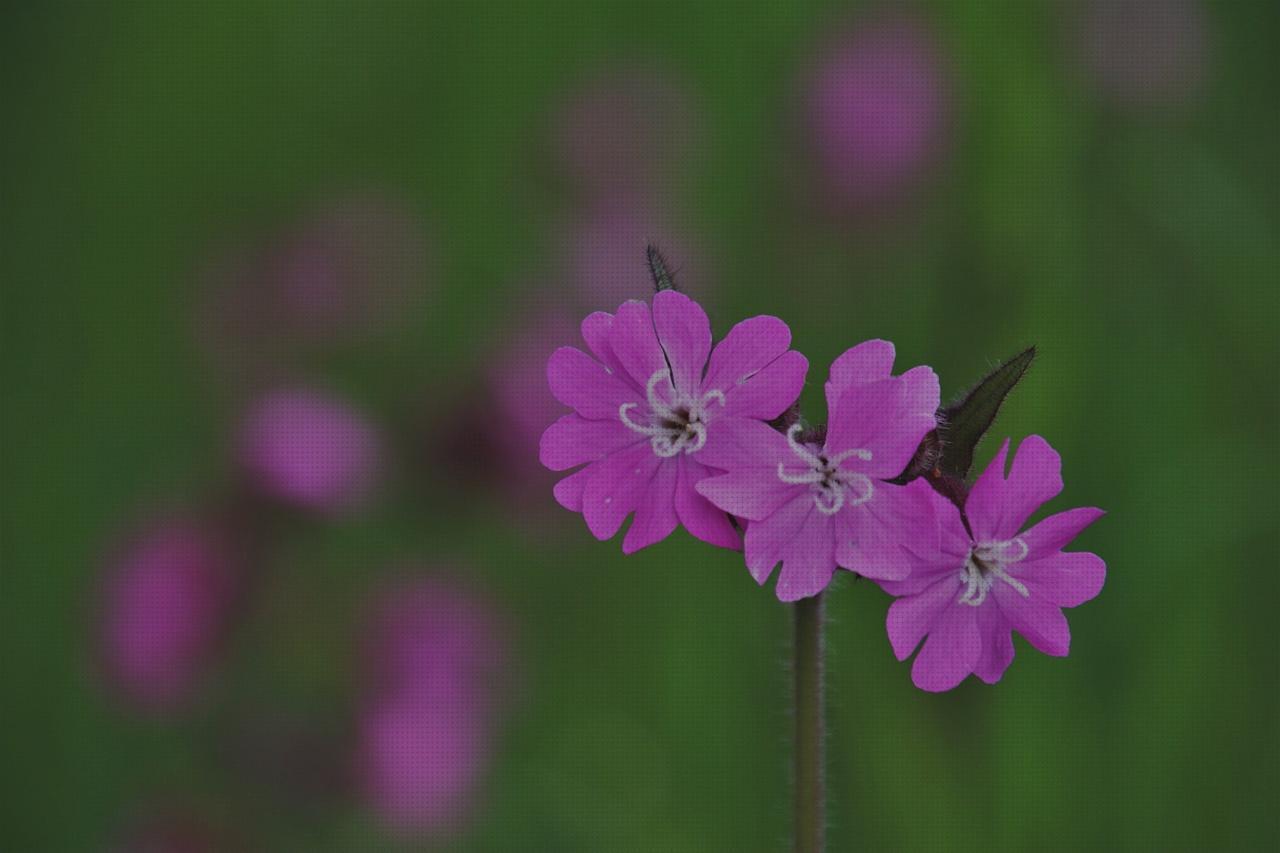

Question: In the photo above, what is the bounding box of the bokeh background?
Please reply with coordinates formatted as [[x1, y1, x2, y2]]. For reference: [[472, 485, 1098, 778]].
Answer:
[[3, 1, 1278, 850]]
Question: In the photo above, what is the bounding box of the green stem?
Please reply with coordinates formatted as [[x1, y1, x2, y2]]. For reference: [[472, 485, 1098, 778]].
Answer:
[[794, 592, 825, 853]]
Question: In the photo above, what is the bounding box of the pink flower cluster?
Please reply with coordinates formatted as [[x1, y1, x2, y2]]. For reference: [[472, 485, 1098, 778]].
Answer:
[[541, 291, 1105, 691], [355, 576, 510, 836]]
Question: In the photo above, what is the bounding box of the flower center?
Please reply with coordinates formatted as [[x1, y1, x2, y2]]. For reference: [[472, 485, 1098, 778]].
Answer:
[[957, 538, 1030, 607], [618, 369, 725, 458], [775, 423, 873, 515]]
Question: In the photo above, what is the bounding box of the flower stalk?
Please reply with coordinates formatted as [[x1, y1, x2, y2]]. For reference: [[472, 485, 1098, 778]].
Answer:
[[793, 592, 825, 853]]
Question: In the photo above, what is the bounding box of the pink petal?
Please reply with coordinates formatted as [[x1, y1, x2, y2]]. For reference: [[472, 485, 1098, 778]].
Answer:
[[826, 374, 937, 479], [547, 346, 638, 419], [676, 457, 741, 549], [825, 339, 896, 414], [552, 466, 594, 511], [992, 583, 1071, 657], [743, 493, 814, 586], [608, 299, 669, 389], [539, 415, 638, 472], [581, 311, 632, 386], [719, 350, 809, 420], [696, 467, 799, 523], [652, 290, 711, 397], [885, 576, 959, 660], [1019, 507, 1105, 561], [973, 600, 1015, 684], [581, 442, 661, 540], [774, 509, 838, 602], [836, 479, 944, 580], [1018, 551, 1106, 608], [966, 436, 1063, 542], [702, 315, 792, 392], [622, 457, 680, 553], [910, 602, 981, 692], [696, 416, 790, 472]]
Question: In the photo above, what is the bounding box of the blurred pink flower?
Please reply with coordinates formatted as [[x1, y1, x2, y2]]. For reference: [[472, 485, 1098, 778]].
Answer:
[[95, 517, 238, 714], [356, 698, 489, 837], [355, 575, 511, 837], [237, 387, 381, 513], [487, 306, 578, 481], [562, 202, 709, 312], [551, 67, 697, 203], [803, 12, 950, 210], [1073, 0, 1208, 109], [196, 192, 430, 377]]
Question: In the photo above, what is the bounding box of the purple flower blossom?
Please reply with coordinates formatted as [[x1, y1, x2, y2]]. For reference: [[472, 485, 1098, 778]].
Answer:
[[95, 517, 237, 713], [196, 192, 431, 378], [237, 387, 381, 513], [804, 13, 950, 210], [881, 436, 1106, 692], [540, 291, 807, 553], [355, 575, 510, 837], [695, 340, 939, 600]]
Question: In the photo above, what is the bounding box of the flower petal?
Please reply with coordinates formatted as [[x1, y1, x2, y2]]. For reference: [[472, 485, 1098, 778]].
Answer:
[[836, 479, 942, 581], [774, 509, 837, 602], [652, 290, 711, 398], [743, 493, 813, 586], [885, 576, 960, 661], [581, 442, 661, 540], [608, 299, 669, 390], [580, 310, 632, 385], [826, 373, 937, 479], [622, 457, 679, 554], [696, 467, 800, 523], [552, 465, 593, 512], [1017, 551, 1106, 609], [966, 436, 1063, 543], [675, 457, 741, 550], [547, 346, 638, 419], [696, 415, 790, 472], [1019, 507, 1105, 561], [825, 339, 896, 414], [719, 350, 809, 420], [539, 415, 639, 472], [992, 583, 1071, 657], [910, 603, 981, 692], [973, 600, 1015, 684], [702, 315, 792, 392]]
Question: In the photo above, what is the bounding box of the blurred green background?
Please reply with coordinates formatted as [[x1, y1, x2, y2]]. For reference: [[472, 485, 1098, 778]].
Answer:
[[3, 1, 1277, 850]]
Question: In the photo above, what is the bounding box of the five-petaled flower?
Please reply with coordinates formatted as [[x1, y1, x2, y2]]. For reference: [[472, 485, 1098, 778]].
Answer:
[[695, 340, 939, 601], [880, 436, 1106, 691], [540, 290, 808, 553]]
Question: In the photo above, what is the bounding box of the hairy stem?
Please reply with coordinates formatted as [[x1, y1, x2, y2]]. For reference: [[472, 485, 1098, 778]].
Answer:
[[794, 592, 825, 853]]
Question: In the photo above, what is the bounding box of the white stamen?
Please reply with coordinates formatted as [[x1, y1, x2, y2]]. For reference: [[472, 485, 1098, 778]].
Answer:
[[957, 537, 1031, 606], [777, 424, 874, 515], [618, 369, 723, 458]]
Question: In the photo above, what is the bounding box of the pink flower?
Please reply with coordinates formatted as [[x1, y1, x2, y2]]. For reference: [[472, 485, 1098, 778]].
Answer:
[[540, 291, 808, 553], [882, 436, 1106, 692], [237, 387, 381, 513], [196, 193, 431, 374], [95, 517, 237, 713], [804, 13, 950, 209], [696, 339, 939, 600], [355, 575, 510, 837]]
